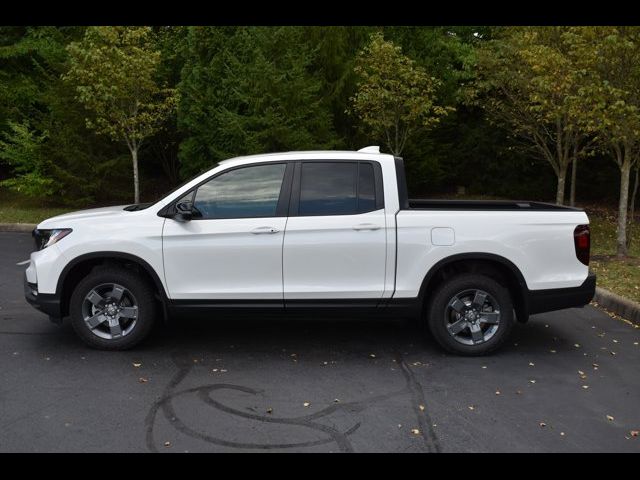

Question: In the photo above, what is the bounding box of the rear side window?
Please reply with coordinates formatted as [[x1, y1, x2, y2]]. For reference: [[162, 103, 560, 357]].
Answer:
[[192, 163, 286, 219], [298, 162, 380, 216]]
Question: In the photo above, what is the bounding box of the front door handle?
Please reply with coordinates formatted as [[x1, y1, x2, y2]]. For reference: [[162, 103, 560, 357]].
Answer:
[[352, 223, 382, 231], [251, 226, 280, 234]]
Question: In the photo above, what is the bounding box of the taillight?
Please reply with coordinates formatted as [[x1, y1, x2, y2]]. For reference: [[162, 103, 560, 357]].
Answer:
[[574, 224, 590, 266]]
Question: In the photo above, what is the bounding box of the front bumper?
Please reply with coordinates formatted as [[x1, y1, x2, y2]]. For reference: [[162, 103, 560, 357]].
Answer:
[[24, 273, 62, 322], [527, 273, 596, 315]]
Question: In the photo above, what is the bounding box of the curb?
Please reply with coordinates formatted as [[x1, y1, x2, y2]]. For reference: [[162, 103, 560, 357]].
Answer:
[[593, 286, 640, 324], [0, 223, 36, 233]]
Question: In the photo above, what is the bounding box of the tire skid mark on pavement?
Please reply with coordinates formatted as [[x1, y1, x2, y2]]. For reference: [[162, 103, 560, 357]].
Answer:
[[396, 352, 442, 453], [145, 350, 440, 452]]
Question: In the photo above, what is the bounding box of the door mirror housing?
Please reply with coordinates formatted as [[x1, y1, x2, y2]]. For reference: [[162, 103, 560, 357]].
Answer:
[[173, 201, 193, 222]]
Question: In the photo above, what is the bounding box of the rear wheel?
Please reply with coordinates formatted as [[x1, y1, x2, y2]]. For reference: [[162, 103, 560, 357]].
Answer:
[[426, 273, 514, 356], [69, 266, 157, 350]]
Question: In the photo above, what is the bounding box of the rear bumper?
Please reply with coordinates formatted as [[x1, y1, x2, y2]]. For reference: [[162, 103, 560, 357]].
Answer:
[[24, 274, 62, 322], [527, 273, 596, 315]]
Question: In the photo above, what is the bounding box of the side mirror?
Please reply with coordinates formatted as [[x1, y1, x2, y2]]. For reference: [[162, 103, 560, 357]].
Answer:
[[173, 201, 193, 222]]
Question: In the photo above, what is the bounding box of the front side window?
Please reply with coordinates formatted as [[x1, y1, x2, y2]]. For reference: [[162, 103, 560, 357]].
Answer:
[[192, 163, 286, 219], [298, 162, 379, 216]]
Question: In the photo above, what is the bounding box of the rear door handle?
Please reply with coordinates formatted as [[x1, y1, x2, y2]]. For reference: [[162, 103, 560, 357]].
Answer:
[[352, 223, 382, 231], [251, 226, 280, 234]]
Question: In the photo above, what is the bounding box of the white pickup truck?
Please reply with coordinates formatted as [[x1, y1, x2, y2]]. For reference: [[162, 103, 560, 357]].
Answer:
[[24, 146, 595, 355]]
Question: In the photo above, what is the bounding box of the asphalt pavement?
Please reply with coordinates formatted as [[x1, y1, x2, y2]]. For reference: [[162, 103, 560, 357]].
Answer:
[[0, 231, 638, 452]]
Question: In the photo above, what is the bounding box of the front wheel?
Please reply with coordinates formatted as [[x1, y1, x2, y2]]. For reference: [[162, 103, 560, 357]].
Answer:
[[69, 266, 157, 350], [426, 273, 514, 356]]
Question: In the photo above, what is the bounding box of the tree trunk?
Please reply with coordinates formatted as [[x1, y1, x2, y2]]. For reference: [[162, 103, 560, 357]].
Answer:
[[627, 164, 640, 250], [555, 167, 567, 205], [570, 157, 577, 207], [617, 158, 632, 257], [131, 147, 140, 204]]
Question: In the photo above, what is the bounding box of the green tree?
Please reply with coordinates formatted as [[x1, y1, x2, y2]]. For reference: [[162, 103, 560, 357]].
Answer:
[[178, 27, 338, 178], [470, 27, 594, 205], [64, 26, 177, 203], [566, 26, 640, 256], [0, 120, 53, 196], [349, 32, 452, 156]]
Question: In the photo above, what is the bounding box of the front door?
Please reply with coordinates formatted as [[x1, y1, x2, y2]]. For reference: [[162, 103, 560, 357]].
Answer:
[[162, 162, 291, 301]]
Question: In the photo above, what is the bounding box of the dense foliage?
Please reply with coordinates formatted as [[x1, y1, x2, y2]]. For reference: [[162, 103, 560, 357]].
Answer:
[[1, 26, 639, 254]]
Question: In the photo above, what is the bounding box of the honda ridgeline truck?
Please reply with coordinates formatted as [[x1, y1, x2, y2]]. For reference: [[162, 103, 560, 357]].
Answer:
[[24, 147, 596, 355]]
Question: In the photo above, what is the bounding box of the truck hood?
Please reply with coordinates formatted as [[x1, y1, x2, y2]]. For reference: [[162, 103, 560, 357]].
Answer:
[[38, 205, 132, 228]]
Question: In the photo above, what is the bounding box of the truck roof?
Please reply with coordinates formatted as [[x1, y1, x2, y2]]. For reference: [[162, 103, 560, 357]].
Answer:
[[218, 146, 388, 166]]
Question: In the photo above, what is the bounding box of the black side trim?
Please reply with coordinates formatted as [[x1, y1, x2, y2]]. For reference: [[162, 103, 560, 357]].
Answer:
[[394, 156, 409, 210], [527, 273, 596, 315], [170, 299, 283, 309], [24, 275, 62, 321], [276, 162, 295, 217], [285, 298, 380, 309]]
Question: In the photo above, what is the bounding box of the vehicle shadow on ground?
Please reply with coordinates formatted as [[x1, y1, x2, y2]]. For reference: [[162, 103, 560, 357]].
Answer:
[[26, 313, 572, 358]]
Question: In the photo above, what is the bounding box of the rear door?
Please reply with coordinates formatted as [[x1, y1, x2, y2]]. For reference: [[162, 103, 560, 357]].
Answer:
[[162, 162, 292, 301], [282, 161, 387, 302]]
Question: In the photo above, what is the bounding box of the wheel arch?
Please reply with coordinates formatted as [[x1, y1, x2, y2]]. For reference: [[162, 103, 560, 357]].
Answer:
[[418, 253, 530, 323], [56, 252, 168, 320]]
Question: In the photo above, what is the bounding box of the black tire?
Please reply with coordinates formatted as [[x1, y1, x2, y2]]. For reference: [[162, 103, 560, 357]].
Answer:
[[426, 273, 514, 356], [69, 266, 157, 350]]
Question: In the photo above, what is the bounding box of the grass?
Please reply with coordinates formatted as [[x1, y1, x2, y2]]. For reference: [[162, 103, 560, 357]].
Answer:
[[585, 204, 640, 303], [0, 188, 73, 224]]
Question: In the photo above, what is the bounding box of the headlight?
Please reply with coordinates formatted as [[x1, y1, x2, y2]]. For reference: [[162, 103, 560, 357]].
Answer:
[[32, 228, 73, 250]]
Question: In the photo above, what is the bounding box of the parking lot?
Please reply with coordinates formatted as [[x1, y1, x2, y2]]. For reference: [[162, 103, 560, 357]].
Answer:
[[0, 231, 639, 452]]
